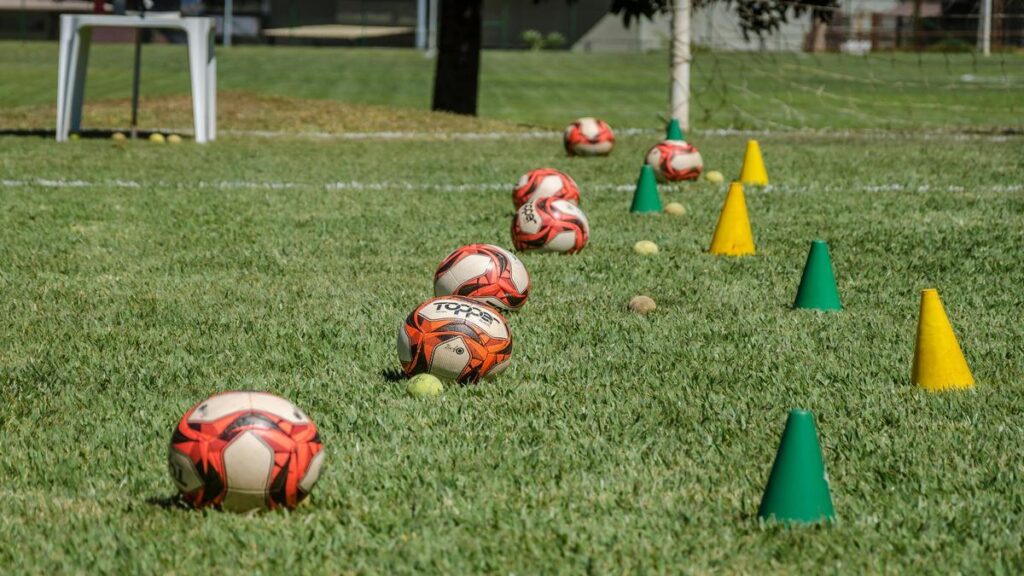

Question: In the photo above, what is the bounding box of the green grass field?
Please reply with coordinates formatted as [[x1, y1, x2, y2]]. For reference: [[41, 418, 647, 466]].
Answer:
[[2, 42, 1024, 573], [1, 41, 1023, 130]]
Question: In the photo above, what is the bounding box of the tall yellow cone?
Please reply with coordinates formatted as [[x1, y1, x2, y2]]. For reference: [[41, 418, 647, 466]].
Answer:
[[740, 139, 769, 185], [709, 182, 755, 256], [912, 289, 975, 391]]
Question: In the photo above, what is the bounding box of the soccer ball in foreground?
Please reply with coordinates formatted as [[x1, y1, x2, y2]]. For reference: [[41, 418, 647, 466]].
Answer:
[[168, 391, 325, 512], [645, 140, 704, 182], [513, 168, 580, 208], [564, 117, 615, 156], [434, 244, 530, 311], [398, 296, 512, 384], [512, 197, 590, 254]]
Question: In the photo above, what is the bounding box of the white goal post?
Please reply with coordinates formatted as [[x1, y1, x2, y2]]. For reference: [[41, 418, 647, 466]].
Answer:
[[670, 0, 691, 131]]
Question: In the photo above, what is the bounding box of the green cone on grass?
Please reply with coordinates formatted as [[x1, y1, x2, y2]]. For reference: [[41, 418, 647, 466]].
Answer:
[[630, 165, 662, 214], [757, 409, 836, 525], [793, 240, 842, 311], [666, 118, 685, 141]]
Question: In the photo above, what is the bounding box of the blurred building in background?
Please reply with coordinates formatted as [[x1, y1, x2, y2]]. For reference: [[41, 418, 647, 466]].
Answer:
[[1, 0, 1021, 51]]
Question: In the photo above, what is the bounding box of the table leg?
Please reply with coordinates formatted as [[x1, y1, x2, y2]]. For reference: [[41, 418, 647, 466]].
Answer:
[[206, 25, 217, 141], [69, 26, 92, 135], [187, 20, 209, 143], [56, 18, 74, 141]]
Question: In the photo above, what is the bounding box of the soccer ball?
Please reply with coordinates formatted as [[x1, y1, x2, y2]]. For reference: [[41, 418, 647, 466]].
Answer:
[[512, 197, 590, 254], [434, 244, 531, 311], [564, 117, 615, 156], [513, 168, 580, 208], [167, 391, 325, 512], [645, 140, 704, 182], [397, 296, 512, 384]]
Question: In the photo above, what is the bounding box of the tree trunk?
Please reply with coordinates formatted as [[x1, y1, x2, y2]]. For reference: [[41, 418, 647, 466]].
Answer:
[[806, 21, 828, 52], [978, 0, 993, 55], [911, 0, 922, 49], [431, 0, 482, 116], [670, 0, 691, 131], [992, 0, 1004, 51]]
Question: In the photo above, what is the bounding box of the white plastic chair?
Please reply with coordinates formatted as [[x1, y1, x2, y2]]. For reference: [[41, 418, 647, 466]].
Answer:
[[56, 14, 217, 143]]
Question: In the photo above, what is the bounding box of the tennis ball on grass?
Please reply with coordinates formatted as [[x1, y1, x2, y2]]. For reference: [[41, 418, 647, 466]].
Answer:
[[167, 134, 183, 144], [407, 374, 443, 398], [628, 295, 656, 315], [633, 240, 659, 255], [704, 170, 724, 184], [149, 133, 165, 144], [665, 202, 686, 216], [111, 132, 127, 141]]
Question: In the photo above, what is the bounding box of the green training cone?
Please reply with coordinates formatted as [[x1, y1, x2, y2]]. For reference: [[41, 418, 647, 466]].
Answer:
[[666, 118, 685, 141], [630, 165, 663, 214], [757, 409, 835, 525], [793, 240, 842, 311]]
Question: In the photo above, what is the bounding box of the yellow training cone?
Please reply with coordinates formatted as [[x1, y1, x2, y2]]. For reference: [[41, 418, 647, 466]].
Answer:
[[740, 139, 769, 185], [912, 289, 975, 391], [709, 182, 755, 256]]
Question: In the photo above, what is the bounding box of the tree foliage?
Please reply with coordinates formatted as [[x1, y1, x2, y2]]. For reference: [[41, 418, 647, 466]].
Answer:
[[610, 0, 840, 40]]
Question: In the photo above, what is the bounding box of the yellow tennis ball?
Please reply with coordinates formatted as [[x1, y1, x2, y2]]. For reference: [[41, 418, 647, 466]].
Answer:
[[704, 170, 724, 184], [68, 133, 80, 141], [665, 202, 686, 216], [633, 240, 659, 255], [111, 132, 127, 141], [148, 133, 166, 144], [628, 295, 657, 315], [167, 134, 183, 144], [407, 373, 443, 398]]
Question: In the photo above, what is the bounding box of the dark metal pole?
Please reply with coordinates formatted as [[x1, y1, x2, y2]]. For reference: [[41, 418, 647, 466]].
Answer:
[[130, 29, 142, 139], [130, 3, 147, 139]]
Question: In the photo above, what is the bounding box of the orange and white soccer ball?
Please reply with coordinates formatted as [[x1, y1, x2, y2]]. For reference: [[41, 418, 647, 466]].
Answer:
[[645, 140, 704, 182], [512, 196, 590, 254], [513, 168, 580, 208], [167, 391, 325, 512], [397, 296, 512, 383], [434, 244, 530, 311], [564, 117, 615, 156]]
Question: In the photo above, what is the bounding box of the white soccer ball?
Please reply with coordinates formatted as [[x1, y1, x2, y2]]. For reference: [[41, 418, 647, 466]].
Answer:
[[168, 391, 325, 512], [511, 197, 590, 254], [564, 117, 615, 156], [645, 140, 704, 182], [434, 244, 531, 311], [397, 296, 513, 383], [512, 168, 580, 208]]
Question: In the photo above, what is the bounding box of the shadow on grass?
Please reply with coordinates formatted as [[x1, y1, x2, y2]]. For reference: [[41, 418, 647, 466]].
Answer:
[[146, 494, 190, 510], [0, 129, 186, 140], [380, 368, 407, 383], [0, 129, 56, 138]]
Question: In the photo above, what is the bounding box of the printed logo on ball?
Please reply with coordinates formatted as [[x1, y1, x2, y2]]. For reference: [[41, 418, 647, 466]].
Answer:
[[420, 299, 509, 339], [517, 201, 543, 234], [520, 200, 538, 224], [432, 300, 496, 324]]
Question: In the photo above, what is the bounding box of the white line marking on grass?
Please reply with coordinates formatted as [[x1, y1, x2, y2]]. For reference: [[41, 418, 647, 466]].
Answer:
[[324, 181, 509, 192], [196, 180, 302, 190], [223, 128, 658, 141], [217, 127, 1019, 142], [1, 178, 1021, 195], [36, 179, 91, 188], [227, 129, 560, 141]]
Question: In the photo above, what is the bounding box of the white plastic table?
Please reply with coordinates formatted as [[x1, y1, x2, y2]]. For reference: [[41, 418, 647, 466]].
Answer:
[[56, 13, 216, 143]]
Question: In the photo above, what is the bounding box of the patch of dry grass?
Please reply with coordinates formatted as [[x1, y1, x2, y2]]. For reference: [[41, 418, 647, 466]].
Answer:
[[0, 92, 527, 135]]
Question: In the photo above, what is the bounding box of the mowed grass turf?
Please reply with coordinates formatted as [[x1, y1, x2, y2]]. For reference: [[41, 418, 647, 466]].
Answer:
[[1, 126, 1023, 572], [1, 41, 1022, 130]]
